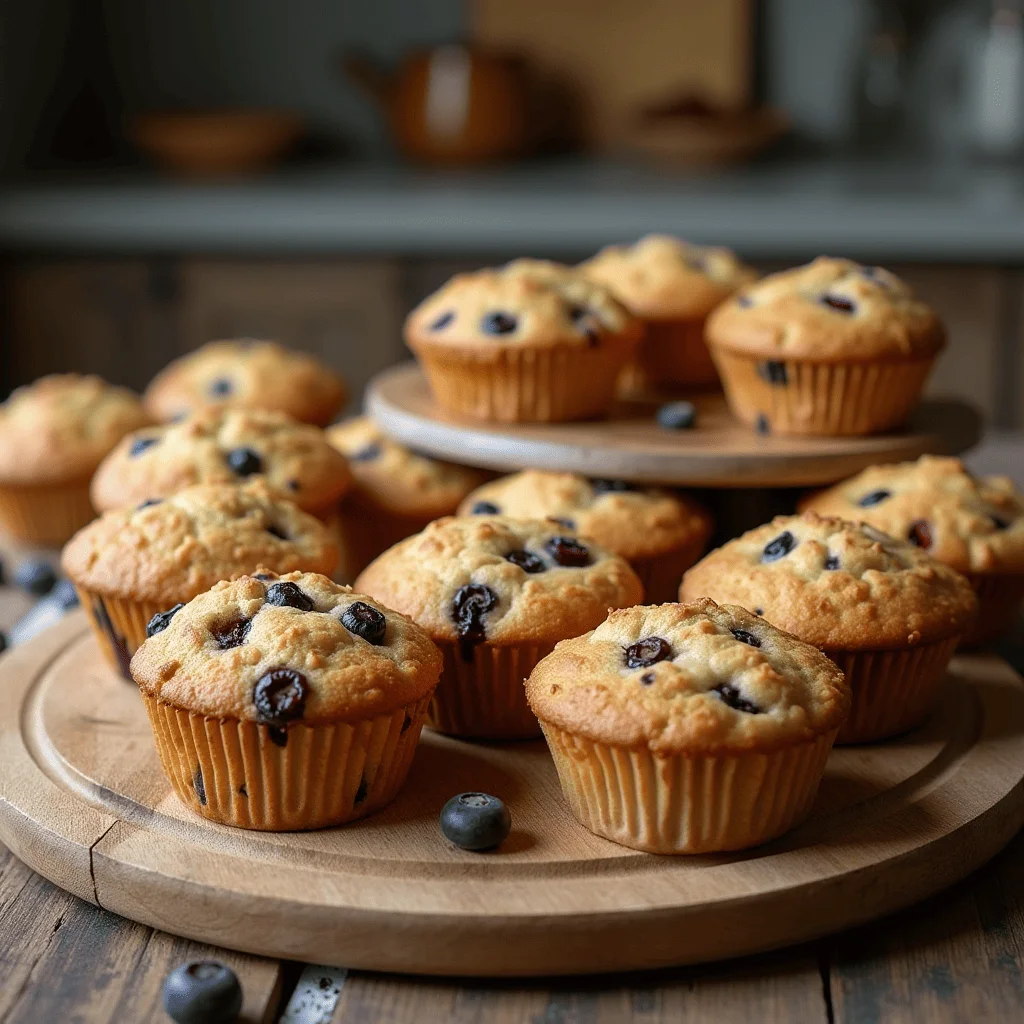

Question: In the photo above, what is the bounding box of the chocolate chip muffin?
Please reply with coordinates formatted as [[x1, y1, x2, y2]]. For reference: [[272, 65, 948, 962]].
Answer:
[[526, 599, 848, 854], [801, 456, 1024, 646], [62, 480, 339, 679], [680, 513, 977, 743], [130, 570, 442, 830], [326, 417, 487, 580], [458, 471, 712, 602], [0, 374, 150, 545], [144, 340, 347, 426], [91, 408, 352, 519], [579, 234, 757, 389], [355, 515, 643, 738], [405, 261, 642, 423], [706, 258, 946, 436]]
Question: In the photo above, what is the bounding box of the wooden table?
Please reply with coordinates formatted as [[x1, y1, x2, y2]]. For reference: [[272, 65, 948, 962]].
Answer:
[[3, 598, 1024, 1022]]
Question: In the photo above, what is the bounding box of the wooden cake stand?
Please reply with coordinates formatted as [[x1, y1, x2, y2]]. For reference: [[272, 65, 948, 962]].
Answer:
[[1, 613, 1023, 977]]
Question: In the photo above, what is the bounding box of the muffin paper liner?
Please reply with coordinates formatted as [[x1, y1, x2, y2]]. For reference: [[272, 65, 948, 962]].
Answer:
[[630, 535, 709, 605], [429, 639, 552, 739], [0, 480, 95, 546], [638, 318, 719, 388], [961, 572, 1024, 647], [538, 721, 836, 854], [141, 692, 433, 831], [830, 636, 960, 744], [76, 586, 169, 681], [711, 350, 936, 436], [413, 343, 631, 423]]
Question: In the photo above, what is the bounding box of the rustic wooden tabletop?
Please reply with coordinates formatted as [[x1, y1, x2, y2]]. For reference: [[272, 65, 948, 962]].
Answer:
[[2, 587, 1023, 1023]]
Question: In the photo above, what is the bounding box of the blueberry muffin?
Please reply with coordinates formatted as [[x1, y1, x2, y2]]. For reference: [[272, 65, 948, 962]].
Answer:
[[680, 513, 977, 742], [355, 515, 643, 738], [706, 258, 946, 436], [326, 417, 487, 580], [405, 261, 642, 423], [458, 471, 712, 602], [801, 456, 1024, 646], [579, 235, 757, 389], [91, 408, 352, 519], [130, 571, 442, 830], [526, 599, 848, 854], [0, 374, 150, 545], [62, 481, 339, 679], [144, 340, 347, 426]]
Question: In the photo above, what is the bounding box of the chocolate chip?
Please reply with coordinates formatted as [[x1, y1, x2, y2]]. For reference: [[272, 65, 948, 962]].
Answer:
[[430, 310, 455, 331], [471, 500, 500, 515], [858, 489, 891, 508], [640, 671, 656, 686], [266, 524, 289, 541], [505, 550, 545, 573], [351, 443, 382, 463], [130, 436, 158, 457], [341, 601, 387, 645], [824, 554, 840, 570], [253, 667, 309, 726], [451, 583, 498, 661], [146, 603, 184, 637], [758, 361, 788, 386], [481, 311, 517, 335], [657, 401, 697, 430], [624, 637, 672, 669], [193, 766, 207, 805], [211, 617, 251, 649], [762, 531, 796, 562], [755, 414, 771, 435], [712, 683, 760, 714], [209, 377, 232, 397], [821, 294, 856, 313], [265, 581, 313, 610], [545, 536, 590, 567], [226, 447, 262, 477], [591, 479, 636, 495], [908, 520, 933, 549], [731, 629, 761, 647]]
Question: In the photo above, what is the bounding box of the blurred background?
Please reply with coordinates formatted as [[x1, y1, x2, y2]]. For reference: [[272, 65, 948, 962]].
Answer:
[[2, 0, 1024, 435]]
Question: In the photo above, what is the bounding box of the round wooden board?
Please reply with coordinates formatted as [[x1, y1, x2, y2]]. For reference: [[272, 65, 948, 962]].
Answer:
[[1, 613, 1024, 977], [366, 363, 982, 487]]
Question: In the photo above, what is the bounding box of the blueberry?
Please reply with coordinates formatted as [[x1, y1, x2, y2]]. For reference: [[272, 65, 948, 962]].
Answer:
[[471, 500, 500, 515], [440, 792, 512, 851], [137, 498, 163, 510], [130, 436, 159, 458], [208, 377, 232, 397], [993, 515, 1012, 530], [757, 361, 788, 386], [736, 294, 755, 308], [545, 536, 590, 567], [590, 479, 636, 495], [755, 414, 771, 436], [712, 683, 760, 714], [549, 516, 575, 530], [505, 550, 545, 573], [624, 636, 672, 669], [226, 447, 262, 477], [821, 294, 856, 313], [858, 489, 891, 508], [569, 305, 601, 346], [264, 582, 313, 611], [481, 311, 518, 336], [146, 603, 184, 637], [430, 310, 455, 331], [639, 671, 655, 685], [162, 960, 242, 1024], [341, 600, 387, 645], [761, 531, 796, 562], [52, 579, 80, 611], [210, 617, 251, 650], [731, 628, 761, 648], [253, 667, 309, 726], [451, 583, 498, 660], [656, 401, 696, 430], [351, 442, 382, 463], [824, 554, 840, 570], [265, 524, 288, 541], [908, 520, 933, 549], [14, 559, 57, 596]]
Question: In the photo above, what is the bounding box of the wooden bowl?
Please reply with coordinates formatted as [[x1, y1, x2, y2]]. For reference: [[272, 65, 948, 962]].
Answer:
[[130, 110, 304, 177]]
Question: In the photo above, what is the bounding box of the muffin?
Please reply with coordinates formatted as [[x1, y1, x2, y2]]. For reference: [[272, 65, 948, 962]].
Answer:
[[705, 258, 946, 436], [0, 374, 150, 545], [458, 471, 712, 602], [326, 417, 487, 580], [143, 340, 347, 426], [62, 480, 340, 679], [579, 235, 757, 389], [526, 599, 848, 854], [801, 456, 1024, 646], [355, 515, 643, 738], [679, 513, 978, 743], [91, 408, 352, 519], [130, 571, 441, 830], [404, 261, 642, 423]]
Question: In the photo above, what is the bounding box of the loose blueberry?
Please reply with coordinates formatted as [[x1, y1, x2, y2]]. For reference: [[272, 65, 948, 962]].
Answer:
[[208, 377, 232, 397], [162, 960, 243, 1024], [226, 447, 262, 477], [430, 310, 455, 331], [824, 554, 840, 570], [451, 583, 498, 660], [471, 500, 500, 515], [440, 792, 512, 851], [908, 520, 933, 549], [341, 601, 387, 645], [253, 667, 309, 726], [146, 603, 184, 637], [624, 636, 673, 669], [657, 401, 697, 430], [590, 479, 636, 495], [265, 582, 313, 611], [858, 489, 891, 508], [211, 617, 251, 650], [731, 628, 761, 648], [505, 550, 545, 573], [481, 311, 518, 336], [755, 414, 771, 435], [351, 443, 382, 463], [762, 531, 796, 562], [712, 683, 761, 714], [757, 361, 788, 386], [15, 559, 57, 596], [130, 436, 159, 458], [545, 536, 590, 567], [821, 294, 856, 313], [52, 579, 80, 611]]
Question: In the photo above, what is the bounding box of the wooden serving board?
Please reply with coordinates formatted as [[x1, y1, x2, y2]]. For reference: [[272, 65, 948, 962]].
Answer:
[[1, 613, 1023, 978], [366, 363, 982, 487]]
